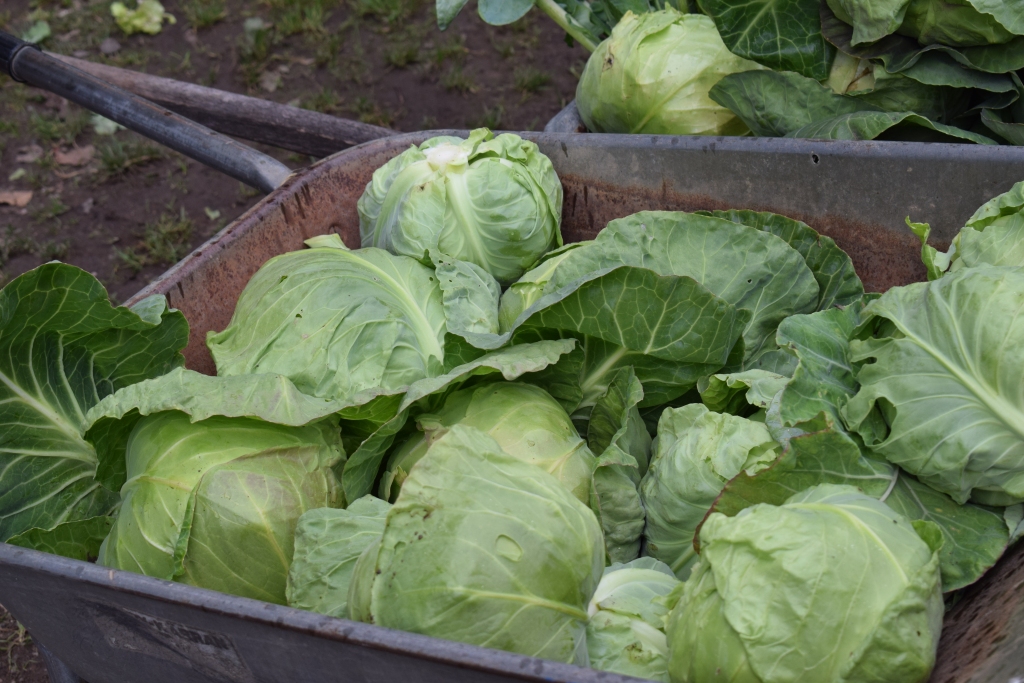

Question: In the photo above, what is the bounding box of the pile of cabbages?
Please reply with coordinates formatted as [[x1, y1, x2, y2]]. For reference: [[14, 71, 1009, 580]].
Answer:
[[2, 129, 1023, 683]]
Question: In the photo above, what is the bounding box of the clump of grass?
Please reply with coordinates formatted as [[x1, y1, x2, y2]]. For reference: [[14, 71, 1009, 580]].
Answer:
[[37, 239, 70, 261], [98, 137, 163, 179], [430, 34, 468, 66], [490, 36, 514, 59], [116, 208, 194, 275], [0, 225, 37, 267], [441, 65, 477, 94], [183, 0, 226, 29], [238, 18, 274, 88], [303, 87, 343, 114], [352, 96, 395, 127], [386, 40, 419, 68], [31, 197, 70, 223], [29, 110, 89, 145], [514, 66, 552, 95], [472, 104, 505, 130], [350, 0, 421, 25], [1, 604, 38, 677]]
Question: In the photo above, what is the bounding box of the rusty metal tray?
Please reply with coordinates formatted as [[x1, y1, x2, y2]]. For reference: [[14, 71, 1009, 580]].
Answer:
[[2, 131, 1024, 683]]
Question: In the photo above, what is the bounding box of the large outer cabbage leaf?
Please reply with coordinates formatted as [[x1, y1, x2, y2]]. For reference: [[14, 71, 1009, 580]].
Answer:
[[641, 404, 778, 579], [587, 557, 679, 682], [576, 10, 767, 137], [358, 129, 562, 285], [98, 411, 343, 604], [844, 266, 1024, 505], [495, 211, 817, 405], [286, 495, 391, 618], [351, 425, 604, 665], [898, 0, 1017, 47], [668, 484, 943, 683], [0, 263, 187, 549], [207, 238, 447, 404], [697, 0, 835, 80], [825, 0, 912, 45]]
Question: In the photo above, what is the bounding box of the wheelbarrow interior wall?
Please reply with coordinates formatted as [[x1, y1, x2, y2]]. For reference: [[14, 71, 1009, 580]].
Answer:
[[5, 131, 1022, 683]]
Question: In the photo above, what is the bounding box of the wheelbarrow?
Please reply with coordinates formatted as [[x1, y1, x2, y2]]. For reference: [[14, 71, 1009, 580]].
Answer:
[[2, 29, 1024, 683]]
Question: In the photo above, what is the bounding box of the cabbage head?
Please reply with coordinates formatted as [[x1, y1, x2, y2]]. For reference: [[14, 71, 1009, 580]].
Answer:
[[348, 425, 604, 665], [666, 484, 943, 683], [640, 404, 778, 579], [98, 410, 343, 604], [380, 382, 596, 503], [358, 128, 562, 285], [207, 235, 446, 404], [587, 557, 680, 682], [576, 10, 765, 136]]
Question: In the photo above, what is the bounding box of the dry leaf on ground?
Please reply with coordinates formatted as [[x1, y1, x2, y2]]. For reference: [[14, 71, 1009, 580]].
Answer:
[[15, 145, 43, 164], [54, 145, 95, 166], [0, 191, 34, 207]]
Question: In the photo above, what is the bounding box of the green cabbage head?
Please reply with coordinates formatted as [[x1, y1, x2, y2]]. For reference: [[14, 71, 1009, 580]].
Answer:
[[98, 410, 344, 604], [666, 484, 944, 683], [576, 10, 765, 136], [587, 557, 680, 682], [640, 404, 778, 579], [358, 128, 563, 284], [207, 235, 447, 404], [348, 425, 604, 665], [380, 382, 596, 503]]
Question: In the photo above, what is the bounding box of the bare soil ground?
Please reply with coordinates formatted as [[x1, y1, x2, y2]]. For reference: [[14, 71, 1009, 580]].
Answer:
[[0, 1, 585, 679]]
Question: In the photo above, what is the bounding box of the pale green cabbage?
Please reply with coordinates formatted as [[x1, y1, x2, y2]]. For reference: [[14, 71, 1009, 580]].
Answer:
[[206, 235, 447, 404], [98, 410, 343, 604], [587, 557, 680, 682], [667, 484, 943, 683], [358, 128, 562, 284], [380, 382, 595, 503], [348, 425, 604, 665], [576, 10, 765, 136]]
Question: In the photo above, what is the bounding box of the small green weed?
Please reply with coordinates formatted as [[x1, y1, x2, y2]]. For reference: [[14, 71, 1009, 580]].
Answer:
[[303, 87, 343, 114], [350, 0, 421, 25], [29, 110, 88, 145], [514, 66, 551, 95], [352, 96, 395, 127], [386, 40, 419, 68], [116, 208, 194, 275], [472, 104, 505, 130], [441, 65, 477, 94], [98, 137, 163, 179], [183, 0, 227, 29], [430, 34, 467, 66], [31, 197, 70, 223]]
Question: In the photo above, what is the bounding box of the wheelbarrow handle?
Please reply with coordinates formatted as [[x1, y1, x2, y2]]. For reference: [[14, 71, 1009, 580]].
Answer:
[[0, 30, 291, 193]]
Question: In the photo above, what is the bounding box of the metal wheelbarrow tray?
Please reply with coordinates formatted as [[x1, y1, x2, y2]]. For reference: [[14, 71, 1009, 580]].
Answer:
[[2, 31, 1024, 683]]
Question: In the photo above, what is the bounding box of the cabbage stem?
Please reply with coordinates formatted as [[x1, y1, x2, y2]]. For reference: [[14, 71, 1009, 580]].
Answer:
[[534, 0, 598, 52]]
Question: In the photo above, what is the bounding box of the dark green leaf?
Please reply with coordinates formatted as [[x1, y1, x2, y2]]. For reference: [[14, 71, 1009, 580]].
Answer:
[[698, 0, 835, 80], [7, 516, 114, 561], [789, 109, 997, 144], [0, 264, 187, 545], [982, 107, 1024, 145]]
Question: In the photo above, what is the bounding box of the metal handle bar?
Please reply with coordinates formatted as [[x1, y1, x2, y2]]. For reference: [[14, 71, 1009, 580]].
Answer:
[[1, 31, 291, 193]]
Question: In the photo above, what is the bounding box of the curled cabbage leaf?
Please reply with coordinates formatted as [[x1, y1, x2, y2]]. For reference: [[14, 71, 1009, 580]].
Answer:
[[587, 557, 679, 682], [667, 484, 943, 683], [640, 404, 778, 579]]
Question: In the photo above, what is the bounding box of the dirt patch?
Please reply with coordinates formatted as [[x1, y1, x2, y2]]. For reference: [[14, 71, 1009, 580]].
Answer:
[[0, 0, 586, 302]]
